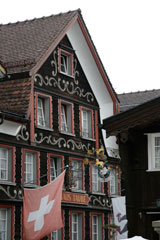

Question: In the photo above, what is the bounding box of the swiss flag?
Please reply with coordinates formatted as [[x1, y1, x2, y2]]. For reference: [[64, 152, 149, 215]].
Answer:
[[23, 170, 65, 240]]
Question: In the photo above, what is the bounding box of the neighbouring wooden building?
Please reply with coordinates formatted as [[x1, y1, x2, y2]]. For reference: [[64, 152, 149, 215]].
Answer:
[[103, 89, 160, 240], [0, 9, 120, 240]]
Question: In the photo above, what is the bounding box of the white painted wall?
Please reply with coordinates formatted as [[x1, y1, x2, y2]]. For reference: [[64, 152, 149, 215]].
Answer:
[[67, 21, 118, 152]]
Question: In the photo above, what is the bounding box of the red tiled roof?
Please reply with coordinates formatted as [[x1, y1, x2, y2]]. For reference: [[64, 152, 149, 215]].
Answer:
[[118, 89, 160, 112], [0, 78, 32, 117], [0, 10, 79, 74]]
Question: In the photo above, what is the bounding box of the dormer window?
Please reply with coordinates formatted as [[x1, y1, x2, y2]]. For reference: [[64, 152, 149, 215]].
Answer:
[[59, 48, 73, 76]]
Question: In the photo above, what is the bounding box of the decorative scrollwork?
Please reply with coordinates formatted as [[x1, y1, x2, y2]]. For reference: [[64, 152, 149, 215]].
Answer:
[[34, 51, 94, 103], [16, 125, 29, 141], [89, 195, 112, 208], [34, 133, 92, 152]]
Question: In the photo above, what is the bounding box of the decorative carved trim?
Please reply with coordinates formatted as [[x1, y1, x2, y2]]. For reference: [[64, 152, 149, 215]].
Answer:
[[34, 51, 94, 103], [16, 125, 29, 141], [0, 185, 23, 200], [34, 132, 94, 152], [89, 195, 112, 208]]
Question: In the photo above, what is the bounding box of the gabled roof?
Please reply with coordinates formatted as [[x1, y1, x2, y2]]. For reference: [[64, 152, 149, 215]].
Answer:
[[0, 10, 79, 74], [0, 9, 118, 120], [118, 89, 160, 112], [103, 93, 160, 137]]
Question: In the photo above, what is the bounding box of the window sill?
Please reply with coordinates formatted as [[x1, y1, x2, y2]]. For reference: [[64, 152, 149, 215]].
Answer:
[[36, 125, 53, 131], [0, 181, 16, 186], [71, 189, 86, 194], [110, 194, 120, 197], [146, 169, 160, 172], [92, 192, 105, 196], [59, 71, 74, 78], [81, 136, 96, 142], [60, 131, 75, 137]]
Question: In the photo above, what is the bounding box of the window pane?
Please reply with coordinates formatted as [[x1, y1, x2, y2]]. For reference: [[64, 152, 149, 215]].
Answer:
[[0, 148, 8, 180], [155, 137, 160, 168], [61, 105, 68, 132], [25, 153, 34, 183], [38, 98, 45, 127], [0, 208, 7, 240], [50, 157, 57, 181], [72, 160, 82, 190]]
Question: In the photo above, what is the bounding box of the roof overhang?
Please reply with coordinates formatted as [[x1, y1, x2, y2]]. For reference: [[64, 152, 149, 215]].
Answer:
[[102, 96, 160, 137]]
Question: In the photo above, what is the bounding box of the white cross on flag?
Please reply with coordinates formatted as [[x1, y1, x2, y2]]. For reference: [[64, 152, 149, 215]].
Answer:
[[23, 170, 65, 240]]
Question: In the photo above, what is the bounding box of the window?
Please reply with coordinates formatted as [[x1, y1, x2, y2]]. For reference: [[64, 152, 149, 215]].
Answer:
[[80, 107, 94, 139], [92, 164, 102, 193], [109, 167, 119, 196], [91, 213, 103, 240], [71, 158, 84, 191], [147, 133, 160, 171], [0, 145, 15, 182], [51, 229, 62, 240], [59, 49, 73, 76], [36, 92, 52, 129], [48, 154, 63, 182], [0, 206, 13, 240], [59, 100, 74, 134], [71, 211, 84, 240], [22, 149, 39, 185]]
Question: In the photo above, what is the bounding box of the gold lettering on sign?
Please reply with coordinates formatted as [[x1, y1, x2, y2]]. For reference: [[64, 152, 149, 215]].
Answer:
[[62, 192, 89, 205]]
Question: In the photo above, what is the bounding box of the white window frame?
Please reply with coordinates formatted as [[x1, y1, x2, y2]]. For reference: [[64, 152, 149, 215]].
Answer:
[[147, 133, 160, 171], [36, 93, 52, 129], [71, 212, 83, 240], [110, 167, 119, 196], [59, 49, 73, 76], [23, 150, 39, 185], [0, 146, 14, 183], [92, 164, 101, 192], [61, 104, 68, 133], [81, 107, 93, 139], [51, 229, 61, 240], [0, 148, 8, 181], [50, 157, 56, 181], [72, 160, 83, 191], [24, 152, 34, 184], [0, 207, 12, 240], [92, 214, 102, 240], [38, 97, 46, 127], [60, 100, 73, 134], [72, 213, 79, 240]]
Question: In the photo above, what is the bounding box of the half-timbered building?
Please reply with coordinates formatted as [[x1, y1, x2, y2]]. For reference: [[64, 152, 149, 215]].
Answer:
[[0, 9, 120, 239]]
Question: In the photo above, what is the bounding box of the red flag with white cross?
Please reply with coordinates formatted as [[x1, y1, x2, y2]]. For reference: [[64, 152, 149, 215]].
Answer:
[[23, 170, 65, 240]]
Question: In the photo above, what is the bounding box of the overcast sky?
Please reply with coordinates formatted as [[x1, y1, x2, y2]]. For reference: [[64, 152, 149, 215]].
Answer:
[[1, 0, 160, 93]]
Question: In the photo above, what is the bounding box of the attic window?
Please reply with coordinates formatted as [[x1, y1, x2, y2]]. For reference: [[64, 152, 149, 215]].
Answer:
[[0, 64, 6, 78], [59, 48, 73, 76]]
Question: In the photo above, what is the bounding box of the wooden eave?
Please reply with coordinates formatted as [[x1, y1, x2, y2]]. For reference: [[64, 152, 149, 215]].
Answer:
[[102, 95, 160, 137]]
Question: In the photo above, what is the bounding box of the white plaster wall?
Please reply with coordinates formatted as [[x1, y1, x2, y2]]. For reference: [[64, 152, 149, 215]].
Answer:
[[67, 21, 118, 150]]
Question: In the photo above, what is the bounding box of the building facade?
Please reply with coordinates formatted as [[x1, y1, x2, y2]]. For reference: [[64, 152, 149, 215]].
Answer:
[[0, 10, 120, 240], [103, 90, 160, 240]]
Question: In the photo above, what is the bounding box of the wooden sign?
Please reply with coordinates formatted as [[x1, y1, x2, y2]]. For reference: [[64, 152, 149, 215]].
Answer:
[[62, 192, 89, 205]]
